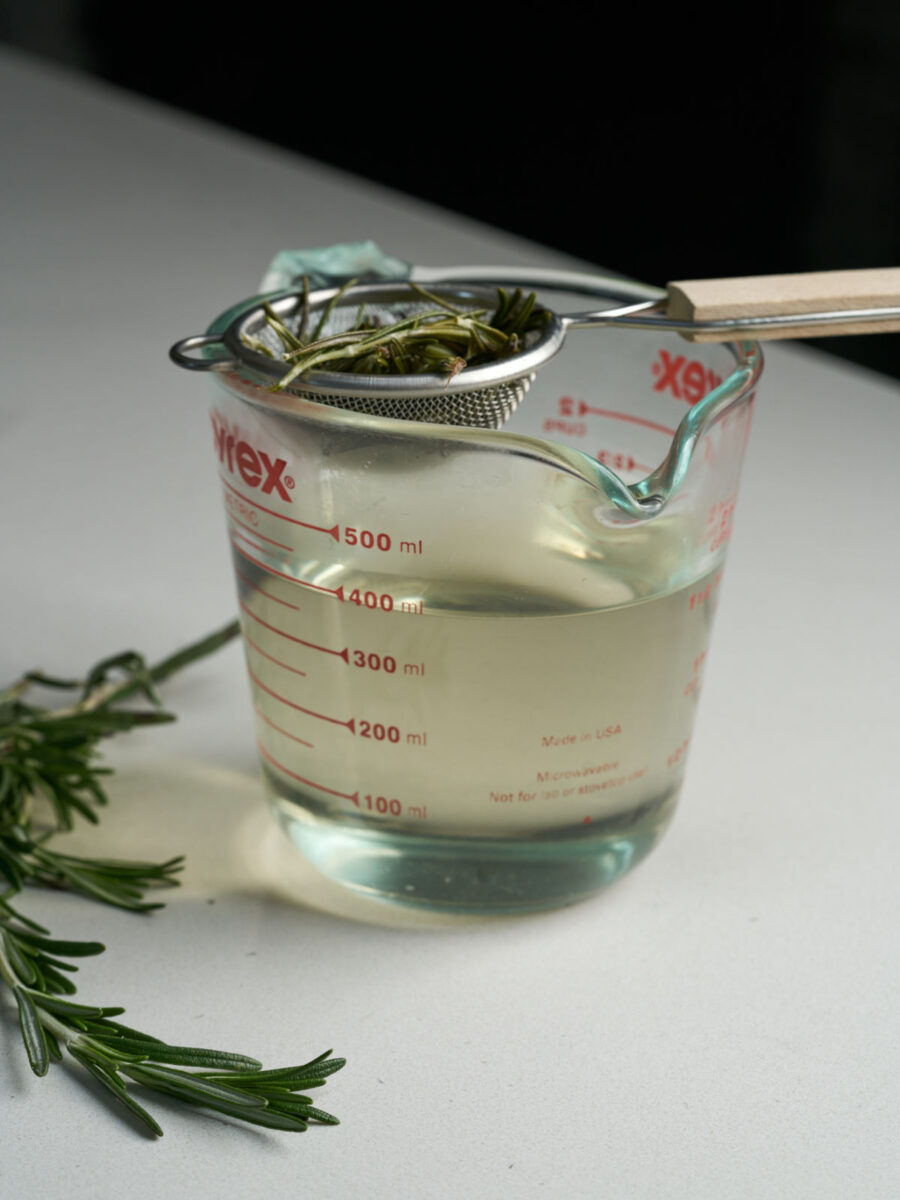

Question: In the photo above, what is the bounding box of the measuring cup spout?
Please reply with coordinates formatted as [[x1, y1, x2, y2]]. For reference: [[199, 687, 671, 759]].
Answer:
[[489, 336, 760, 523], [630, 345, 762, 510]]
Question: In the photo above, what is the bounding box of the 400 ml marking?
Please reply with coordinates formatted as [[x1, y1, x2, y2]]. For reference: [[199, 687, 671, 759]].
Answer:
[[235, 544, 425, 616], [344, 590, 425, 615]]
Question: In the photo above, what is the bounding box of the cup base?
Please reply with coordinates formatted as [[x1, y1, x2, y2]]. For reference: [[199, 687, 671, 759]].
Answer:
[[270, 789, 678, 914]]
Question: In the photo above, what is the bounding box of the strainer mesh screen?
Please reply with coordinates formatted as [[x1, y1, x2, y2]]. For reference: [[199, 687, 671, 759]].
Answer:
[[288, 377, 532, 427], [242, 290, 537, 429]]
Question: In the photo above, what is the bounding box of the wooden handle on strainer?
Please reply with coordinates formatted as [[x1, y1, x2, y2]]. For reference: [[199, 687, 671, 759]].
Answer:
[[666, 267, 900, 341]]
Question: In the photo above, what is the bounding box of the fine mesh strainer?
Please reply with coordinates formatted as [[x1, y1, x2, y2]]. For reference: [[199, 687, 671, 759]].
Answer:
[[170, 282, 559, 428], [170, 269, 900, 429]]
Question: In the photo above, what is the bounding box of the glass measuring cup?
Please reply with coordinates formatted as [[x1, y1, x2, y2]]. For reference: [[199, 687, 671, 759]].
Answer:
[[172, 271, 761, 913]]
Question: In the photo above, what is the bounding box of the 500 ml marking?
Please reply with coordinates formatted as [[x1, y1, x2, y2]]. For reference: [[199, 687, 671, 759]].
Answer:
[[341, 528, 424, 555], [214, 418, 428, 555], [342, 527, 391, 551]]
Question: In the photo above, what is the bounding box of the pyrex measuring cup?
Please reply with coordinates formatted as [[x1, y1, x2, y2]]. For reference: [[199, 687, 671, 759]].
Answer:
[[171, 269, 761, 913]]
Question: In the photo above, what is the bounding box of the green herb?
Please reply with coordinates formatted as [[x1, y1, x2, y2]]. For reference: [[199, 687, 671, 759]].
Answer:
[[0, 621, 345, 1137], [254, 279, 547, 391]]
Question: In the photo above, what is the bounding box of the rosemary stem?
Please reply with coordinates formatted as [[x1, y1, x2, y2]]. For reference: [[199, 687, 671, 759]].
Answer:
[[140, 619, 241, 691], [297, 275, 311, 343], [0, 678, 33, 706], [27, 620, 241, 724], [310, 278, 359, 342]]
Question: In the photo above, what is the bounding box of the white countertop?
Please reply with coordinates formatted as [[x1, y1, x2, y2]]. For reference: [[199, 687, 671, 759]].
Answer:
[[2, 47, 898, 1199]]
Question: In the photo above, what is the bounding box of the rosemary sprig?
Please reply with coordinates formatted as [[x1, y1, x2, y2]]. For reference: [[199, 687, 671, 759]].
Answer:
[[0, 621, 345, 1137], [260, 278, 547, 391], [0, 902, 343, 1134]]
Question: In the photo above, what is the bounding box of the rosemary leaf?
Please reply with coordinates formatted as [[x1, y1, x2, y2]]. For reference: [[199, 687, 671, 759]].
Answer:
[[14, 986, 49, 1076]]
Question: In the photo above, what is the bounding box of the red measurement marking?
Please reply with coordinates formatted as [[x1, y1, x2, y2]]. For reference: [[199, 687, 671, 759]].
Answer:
[[243, 630, 307, 677], [254, 703, 313, 748], [742, 397, 756, 455], [576, 402, 675, 438], [705, 498, 736, 554], [239, 599, 349, 661], [688, 573, 723, 610], [231, 540, 345, 602], [220, 476, 339, 539], [651, 350, 722, 405], [229, 528, 287, 561], [667, 738, 691, 768], [257, 742, 359, 803], [595, 450, 653, 474], [233, 564, 300, 610], [543, 418, 588, 439], [228, 513, 293, 552], [247, 664, 355, 732]]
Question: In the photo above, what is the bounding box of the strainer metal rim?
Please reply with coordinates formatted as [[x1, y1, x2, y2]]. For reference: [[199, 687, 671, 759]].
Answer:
[[218, 282, 566, 399]]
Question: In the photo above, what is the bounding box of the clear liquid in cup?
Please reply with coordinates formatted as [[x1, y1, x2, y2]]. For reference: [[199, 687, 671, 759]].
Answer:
[[234, 540, 720, 912]]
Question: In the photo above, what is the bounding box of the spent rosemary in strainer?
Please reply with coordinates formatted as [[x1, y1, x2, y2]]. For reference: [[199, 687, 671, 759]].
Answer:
[[243, 279, 547, 391]]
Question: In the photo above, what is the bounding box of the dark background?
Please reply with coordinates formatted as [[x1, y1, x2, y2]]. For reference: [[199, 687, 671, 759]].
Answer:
[[3, 1, 899, 378]]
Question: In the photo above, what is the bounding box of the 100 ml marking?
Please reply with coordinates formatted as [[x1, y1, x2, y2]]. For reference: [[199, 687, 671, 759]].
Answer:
[[352, 795, 429, 820]]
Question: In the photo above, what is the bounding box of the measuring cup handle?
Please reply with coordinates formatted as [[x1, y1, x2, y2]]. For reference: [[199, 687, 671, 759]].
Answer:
[[169, 334, 238, 372]]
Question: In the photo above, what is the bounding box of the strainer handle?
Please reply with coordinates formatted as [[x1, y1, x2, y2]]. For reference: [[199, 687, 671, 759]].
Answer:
[[169, 334, 239, 372], [412, 263, 664, 305], [563, 269, 900, 341]]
